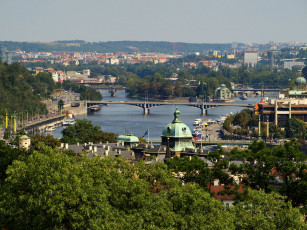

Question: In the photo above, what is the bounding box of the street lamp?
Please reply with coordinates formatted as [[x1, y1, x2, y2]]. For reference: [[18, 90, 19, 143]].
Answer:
[[266, 115, 269, 141], [24, 110, 29, 124], [258, 114, 261, 139]]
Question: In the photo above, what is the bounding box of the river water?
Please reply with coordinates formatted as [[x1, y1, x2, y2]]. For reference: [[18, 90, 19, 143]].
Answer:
[[52, 89, 273, 139]]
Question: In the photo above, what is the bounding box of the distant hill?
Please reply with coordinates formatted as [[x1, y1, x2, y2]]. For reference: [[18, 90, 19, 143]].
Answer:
[[0, 40, 236, 54]]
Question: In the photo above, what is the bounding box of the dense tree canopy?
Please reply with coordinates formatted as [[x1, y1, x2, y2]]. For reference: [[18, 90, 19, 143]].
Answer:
[[230, 140, 307, 212], [0, 61, 51, 120], [0, 144, 305, 229], [61, 119, 117, 144]]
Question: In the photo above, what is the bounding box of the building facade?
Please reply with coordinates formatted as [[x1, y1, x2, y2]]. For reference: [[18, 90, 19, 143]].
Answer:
[[258, 72, 307, 126], [244, 50, 258, 67], [214, 84, 232, 102]]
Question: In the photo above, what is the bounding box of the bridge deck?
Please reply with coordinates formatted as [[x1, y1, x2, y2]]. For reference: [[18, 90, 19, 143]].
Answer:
[[87, 100, 253, 107]]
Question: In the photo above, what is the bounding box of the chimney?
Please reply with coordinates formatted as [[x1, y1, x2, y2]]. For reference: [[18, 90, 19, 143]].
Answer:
[[61, 143, 64, 148], [89, 146, 92, 151], [84, 143, 87, 146], [94, 146, 97, 152], [102, 145, 105, 148], [105, 150, 109, 156], [118, 149, 121, 155], [65, 143, 68, 149]]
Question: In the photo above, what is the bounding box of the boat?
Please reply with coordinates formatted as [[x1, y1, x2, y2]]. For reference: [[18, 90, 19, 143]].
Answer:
[[63, 119, 76, 126], [88, 105, 101, 112], [240, 95, 248, 100], [46, 125, 55, 132], [215, 116, 227, 123], [193, 118, 202, 126]]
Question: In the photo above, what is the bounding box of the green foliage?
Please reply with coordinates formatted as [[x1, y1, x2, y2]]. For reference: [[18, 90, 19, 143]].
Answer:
[[31, 134, 61, 150], [273, 140, 307, 207], [224, 109, 284, 138], [285, 118, 307, 139], [58, 99, 64, 112], [0, 40, 232, 53], [167, 147, 232, 190], [230, 140, 307, 213], [61, 119, 117, 144], [0, 140, 25, 182], [166, 156, 212, 187], [0, 144, 305, 229], [232, 189, 305, 229], [0, 145, 235, 229], [230, 141, 276, 192], [0, 61, 48, 118]]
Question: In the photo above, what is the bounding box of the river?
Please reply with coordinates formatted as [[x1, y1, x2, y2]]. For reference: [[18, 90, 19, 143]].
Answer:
[[52, 89, 274, 139]]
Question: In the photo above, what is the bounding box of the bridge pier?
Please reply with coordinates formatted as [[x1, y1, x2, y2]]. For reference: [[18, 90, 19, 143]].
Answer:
[[144, 107, 149, 115], [201, 108, 207, 116]]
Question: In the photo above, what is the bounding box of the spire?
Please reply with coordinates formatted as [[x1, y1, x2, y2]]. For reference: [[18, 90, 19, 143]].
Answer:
[[172, 107, 181, 123]]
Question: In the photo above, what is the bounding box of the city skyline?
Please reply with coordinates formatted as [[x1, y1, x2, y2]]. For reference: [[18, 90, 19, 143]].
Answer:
[[0, 0, 306, 44]]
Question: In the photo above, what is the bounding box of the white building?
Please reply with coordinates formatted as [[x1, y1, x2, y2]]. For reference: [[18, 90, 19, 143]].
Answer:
[[284, 61, 305, 70], [244, 50, 258, 67]]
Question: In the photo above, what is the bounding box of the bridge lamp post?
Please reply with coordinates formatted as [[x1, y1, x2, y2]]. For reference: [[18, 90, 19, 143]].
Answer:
[[258, 114, 261, 139], [24, 110, 29, 125], [266, 115, 269, 140]]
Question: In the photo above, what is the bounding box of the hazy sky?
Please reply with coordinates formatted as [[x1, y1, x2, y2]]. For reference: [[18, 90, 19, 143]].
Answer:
[[0, 0, 306, 43]]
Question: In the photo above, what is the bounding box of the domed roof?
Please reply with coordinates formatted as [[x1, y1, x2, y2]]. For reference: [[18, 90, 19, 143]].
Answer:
[[220, 84, 226, 88], [295, 76, 306, 86], [161, 108, 193, 138], [117, 133, 139, 143], [19, 135, 30, 139]]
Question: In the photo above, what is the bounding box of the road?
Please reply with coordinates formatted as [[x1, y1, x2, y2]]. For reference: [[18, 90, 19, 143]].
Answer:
[[201, 123, 222, 141]]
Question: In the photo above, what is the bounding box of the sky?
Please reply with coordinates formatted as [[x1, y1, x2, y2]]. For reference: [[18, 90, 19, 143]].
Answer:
[[0, 0, 306, 43]]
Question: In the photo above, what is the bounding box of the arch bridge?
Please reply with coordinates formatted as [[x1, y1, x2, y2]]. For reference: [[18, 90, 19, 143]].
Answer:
[[86, 100, 253, 116]]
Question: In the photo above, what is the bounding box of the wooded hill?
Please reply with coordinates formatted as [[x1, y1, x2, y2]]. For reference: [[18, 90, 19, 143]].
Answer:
[[0, 40, 235, 53], [0, 61, 54, 118]]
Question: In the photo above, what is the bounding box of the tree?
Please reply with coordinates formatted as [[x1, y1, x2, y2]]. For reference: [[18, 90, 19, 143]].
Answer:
[[0, 144, 234, 229], [58, 99, 64, 112], [230, 141, 276, 193], [0, 140, 25, 181], [285, 118, 307, 139], [31, 134, 61, 150], [61, 119, 117, 144], [232, 189, 306, 229], [166, 156, 212, 187], [273, 139, 307, 207]]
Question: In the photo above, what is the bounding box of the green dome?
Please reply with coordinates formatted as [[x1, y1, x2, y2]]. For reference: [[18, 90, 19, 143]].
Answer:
[[161, 108, 193, 138], [117, 133, 139, 143], [295, 76, 306, 85]]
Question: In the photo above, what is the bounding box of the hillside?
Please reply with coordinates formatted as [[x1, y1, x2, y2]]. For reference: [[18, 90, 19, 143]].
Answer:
[[0, 61, 53, 118], [0, 40, 235, 53]]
